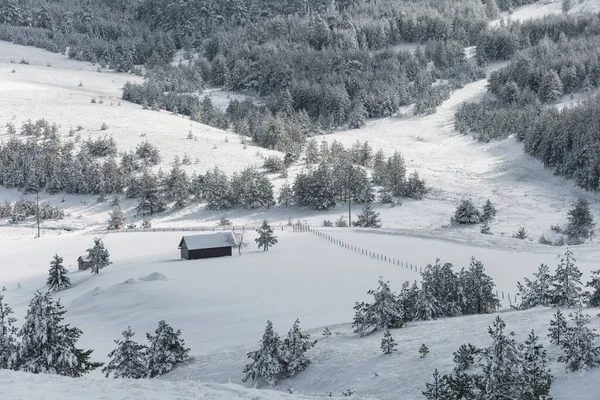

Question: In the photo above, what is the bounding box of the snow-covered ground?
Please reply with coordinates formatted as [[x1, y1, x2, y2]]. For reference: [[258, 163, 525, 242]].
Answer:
[[491, 0, 600, 27]]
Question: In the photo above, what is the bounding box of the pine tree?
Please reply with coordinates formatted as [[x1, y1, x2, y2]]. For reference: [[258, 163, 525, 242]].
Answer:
[[479, 316, 524, 399], [419, 343, 429, 358], [87, 237, 112, 274], [354, 202, 382, 228], [103, 326, 147, 379], [380, 329, 397, 355], [16, 291, 102, 376], [278, 182, 293, 207], [558, 311, 600, 371], [451, 200, 481, 224], [481, 199, 497, 222], [322, 327, 331, 336], [423, 369, 448, 400], [566, 197, 595, 243], [551, 248, 583, 307], [46, 253, 70, 292], [108, 205, 126, 230], [281, 319, 316, 377], [453, 343, 479, 372], [459, 258, 500, 315], [562, 0, 572, 13], [540, 70, 563, 103], [0, 293, 17, 369], [145, 320, 190, 378], [548, 309, 568, 346], [255, 220, 278, 251], [353, 277, 404, 336], [521, 330, 552, 400], [243, 320, 284, 387], [517, 264, 552, 309], [414, 285, 444, 321], [586, 269, 600, 307]]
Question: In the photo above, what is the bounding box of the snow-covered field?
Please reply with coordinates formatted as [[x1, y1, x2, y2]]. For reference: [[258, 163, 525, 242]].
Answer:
[[491, 0, 600, 27]]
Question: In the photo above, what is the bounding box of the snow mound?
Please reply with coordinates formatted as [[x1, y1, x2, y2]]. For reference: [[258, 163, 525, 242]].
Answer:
[[140, 272, 168, 282]]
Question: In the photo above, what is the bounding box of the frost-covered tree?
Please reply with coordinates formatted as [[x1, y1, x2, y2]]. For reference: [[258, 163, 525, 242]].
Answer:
[[108, 204, 126, 230], [566, 198, 595, 243], [481, 199, 497, 222], [419, 343, 429, 358], [228, 231, 248, 256], [15, 291, 102, 376], [459, 258, 500, 315], [558, 311, 600, 371], [0, 294, 17, 369], [522, 330, 552, 400], [453, 343, 479, 372], [548, 309, 568, 346], [243, 320, 284, 387], [136, 169, 166, 216], [422, 369, 447, 400], [256, 220, 278, 251], [353, 202, 381, 228], [46, 253, 70, 292], [551, 248, 583, 307], [478, 316, 524, 399], [540, 70, 563, 103], [353, 277, 404, 336], [86, 237, 111, 275], [380, 329, 397, 355], [145, 320, 190, 378], [414, 284, 444, 321], [451, 200, 481, 224], [517, 264, 552, 309], [586, 269, 600, 307], [102, 326, 147, 379], [281, 319, 316, 378], [278, 181, 293, 207]]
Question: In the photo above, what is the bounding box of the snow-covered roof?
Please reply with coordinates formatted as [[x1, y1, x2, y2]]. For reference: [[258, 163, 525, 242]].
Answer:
[[179, 232, 235, 250]]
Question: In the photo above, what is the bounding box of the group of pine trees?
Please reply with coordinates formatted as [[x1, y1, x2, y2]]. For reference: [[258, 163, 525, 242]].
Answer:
[[0, 198, 64, 224], [243, 319, 316, 387], [548, 309, 600, 372], [518, 248, 600, 309], [103, 321, 190, 379], [424, 316, 553, 400], [353, 258, 500, 337]]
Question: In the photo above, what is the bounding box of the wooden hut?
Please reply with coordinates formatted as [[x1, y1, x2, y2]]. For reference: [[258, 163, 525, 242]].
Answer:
[[178, 232, 234, 260]]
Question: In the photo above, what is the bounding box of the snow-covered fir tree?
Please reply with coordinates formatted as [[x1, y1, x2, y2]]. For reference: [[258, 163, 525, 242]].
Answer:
[[278, 181, 293, 207], [414, 284, 444, 321], [548, 309, 568, 346], [15, 291, 102, 376], [0, 293, 17, 369], [453, 343, 479, 372], [459, 258, 500, 315], [551, 248, 583, 307], [419, 343, 429, 358], [517, 264, 552, 309], [522, 330, 552, 400], [145, 320, 190, 378], [281, 319, 317, 378], [422, 369, 446, 400], [353, 202, 381, 228], [322, 327, 331, 336], [353, 277, 404, 336], [243, 320, 285, 387], [481, 199, 497, 222], [399, 281, 420, 323], [478, 316, 524, 399], [451, 199, 481, 224], [586, 269, 600, 307], [558, 311, 600, 371], [136, 169, 167, 215], [566, 197, 595, 243], [102, 326, 147, 379], [108, 204, 126, 230], [420, 260, 461, 318], [380, 329, 397, 355], [166, 164, 189, 209], [255, 220, 278, 251], [86, 237, 112, 274], [46, 253, 70, 292]]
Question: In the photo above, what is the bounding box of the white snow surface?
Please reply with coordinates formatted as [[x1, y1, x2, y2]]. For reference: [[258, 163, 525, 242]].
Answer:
[[491, 0, 600, 27], [180, 232, 235, 250]]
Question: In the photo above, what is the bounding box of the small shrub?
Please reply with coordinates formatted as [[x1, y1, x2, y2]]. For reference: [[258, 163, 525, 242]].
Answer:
[[513, 227, 528, 239], [78, 81, 83, 87], [11, 69, 16, 73], [551, 224, 562, 233], [76, 125, 84, 131], [335, 215, 348, 227], [322, 219, 333, 227], [419, 343, 429, 358], [91, 98, 97, 104], [480, 221, 491, 234], [19, 58, 29, 65], [538, 235, 553, 245], [218, 216, 232, 226], [100, 122, 109, 130], [141, 219, 152, 229], [263, 156, 285, 173]]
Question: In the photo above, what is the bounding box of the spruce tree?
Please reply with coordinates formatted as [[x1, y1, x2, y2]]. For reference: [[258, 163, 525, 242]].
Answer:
[[522, 330, 552, 400], [423, 369, 447, 400], [46, 253, 70, 292], [278, 182, 293, 207], [517, 264, 552, 309], [548, 309, 568, 346], [243, 320, 284, 387], [353, 277, 404, 336], [255, 220, 278, 251], [0, 293, 17, 369], [145, 320, 190, 378], [566, 197, 595, 243], [551, 248, 583, 307], [459, 258, 500, 315], [16, 291, 102, 376], [414, 285, 444, 321], [102, 326, 147, 379], [453, 343, 479, 372], [281, 319, 316, 378], [419, 343, 429, 358], [558, 311, 600, 371], [586, 269, 600, 307], [540, 70, 564, 103], [87, 237, 112, 274], [354, 202, 382, 228], [481, 199, 497, 222], [380, 329, 397, 355], [451, 200, 481, 224]]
